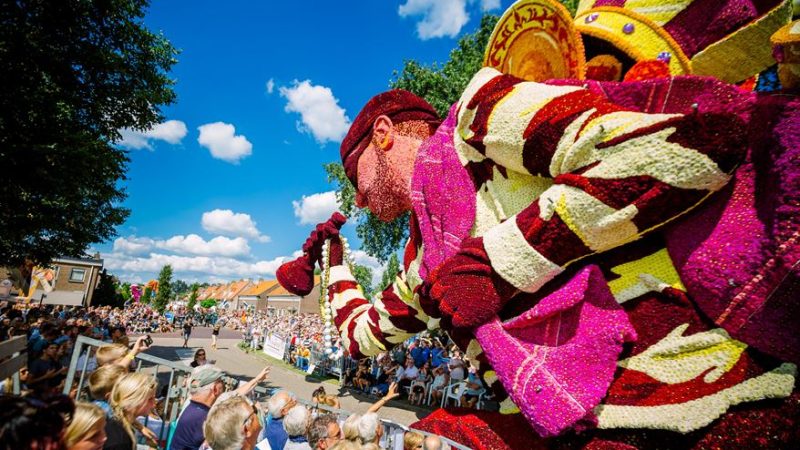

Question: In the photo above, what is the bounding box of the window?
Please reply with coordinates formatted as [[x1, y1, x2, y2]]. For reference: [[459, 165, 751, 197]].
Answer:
[[69, 268, 86, 282]]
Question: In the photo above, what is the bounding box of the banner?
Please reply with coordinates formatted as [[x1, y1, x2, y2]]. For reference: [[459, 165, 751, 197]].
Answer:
[[263, 333, 285, 360]]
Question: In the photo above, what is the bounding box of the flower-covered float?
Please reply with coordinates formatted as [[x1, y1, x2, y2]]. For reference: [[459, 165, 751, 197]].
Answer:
[[278, 1, 800, 448]]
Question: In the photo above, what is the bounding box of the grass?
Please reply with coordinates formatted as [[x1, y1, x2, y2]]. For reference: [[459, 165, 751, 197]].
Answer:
[[237, 342, 340, 385]]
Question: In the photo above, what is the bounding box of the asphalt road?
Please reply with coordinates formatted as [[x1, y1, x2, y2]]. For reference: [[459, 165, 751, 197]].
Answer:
[[147, 326, 430, 426]]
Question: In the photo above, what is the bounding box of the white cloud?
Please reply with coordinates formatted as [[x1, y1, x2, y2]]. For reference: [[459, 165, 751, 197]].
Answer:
[[266, 78, 275, 94], [398, 0, 500, 39], [480, 0, 500, 11], [201, 209, 270, 243], [399, 0, 470, 39], [113, 236, 156, 255], [114, 234, 250, 257], [292, 191, 341, 225], [117, 120, 188, 150], [156, 234, 250, 257], [103, 251, 289, 279], [280, 80, 351, 144], [197, 122, 253, 163]]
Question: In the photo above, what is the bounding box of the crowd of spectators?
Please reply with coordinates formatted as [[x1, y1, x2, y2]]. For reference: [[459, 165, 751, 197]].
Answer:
[[0, 300, 457, 450], [342, 337, 487, 410]]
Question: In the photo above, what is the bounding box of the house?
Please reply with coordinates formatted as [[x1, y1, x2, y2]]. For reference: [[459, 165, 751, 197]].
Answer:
[[16, 256, 105, 306], [265, 276, 321, 316], [236, 276, 321, 316], [237, 279, 278, 312]]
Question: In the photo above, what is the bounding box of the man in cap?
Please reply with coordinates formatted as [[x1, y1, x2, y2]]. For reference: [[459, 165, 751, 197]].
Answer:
[[170, 365, 227, 450], [171, 365, 270, 450]]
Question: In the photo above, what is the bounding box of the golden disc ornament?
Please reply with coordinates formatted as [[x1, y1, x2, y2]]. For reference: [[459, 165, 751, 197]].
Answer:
[[484, 0, 585, 81]]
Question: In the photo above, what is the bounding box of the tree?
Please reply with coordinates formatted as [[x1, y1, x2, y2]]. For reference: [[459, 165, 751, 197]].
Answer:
[[173, 279, 189, 296], [377, 253, 401, 293], [200, 299, 217, 309], [119, 282, 132, 303], [141, 286, 152, 305], [92, 269, 124, 307], [0, 0, 178, 267], [351, 264, 374, 300], [187, 283, 199, 311], [323, 14, 499, 262], [153, 264, 173, 313]]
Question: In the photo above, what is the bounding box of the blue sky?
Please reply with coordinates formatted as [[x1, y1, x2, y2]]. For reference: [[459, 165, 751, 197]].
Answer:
[[95, 0, 508, 285]]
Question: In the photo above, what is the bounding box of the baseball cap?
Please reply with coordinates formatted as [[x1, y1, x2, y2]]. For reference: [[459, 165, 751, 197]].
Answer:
[[189, 365, 225, 393]]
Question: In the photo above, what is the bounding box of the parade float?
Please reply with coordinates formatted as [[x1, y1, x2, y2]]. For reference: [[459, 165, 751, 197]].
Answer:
[[278, 1, 800, 448]]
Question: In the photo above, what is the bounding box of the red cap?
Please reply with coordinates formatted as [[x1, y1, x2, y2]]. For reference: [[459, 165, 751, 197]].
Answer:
[[340, 90, 439, 187]]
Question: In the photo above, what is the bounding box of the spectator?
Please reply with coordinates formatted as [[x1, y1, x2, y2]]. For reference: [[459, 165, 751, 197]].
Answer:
[[104, 372, 157, 450], [461, 367, 485, 409], [409, 362, 431, 405], [189, 348, 209, 368], [95, 344, 128, 367], [27, 340, 67, 396], [342, 414, 361, 443], [330, 441, 361, 450], [65, 402, 108, 450], [89, 364, 127, 417], [284, 404, 312, 449], [182, 319, 193, 348], [204, 396, 262, 450], [404, 431, 424, 450], [398, 357, 418, 395], [170, 365, 226, 450], [264, 390, 297, 450], [428, 366, 449, 407], [307, 414, 342, 450], [0, 394, 73, 450], [311, 386, 341, 409], [447, 351, 465, 382], [356, 412, 383, 446], [422, 435, 444, 450]]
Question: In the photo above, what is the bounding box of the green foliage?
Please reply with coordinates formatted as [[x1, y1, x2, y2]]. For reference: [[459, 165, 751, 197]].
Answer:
[[141, 286, 152, 305], [118, 282, 132, 303], [200, 298, 217, 309], [0, 0, 178, 266], [173, 279, 189, 296], [153, 264, 173, 313], [351, 264, 374, 299], [92, 269, 124, 307], [377, 253, 401, 293], [187, 283, 199, 311], [390, 14, 499, 116]]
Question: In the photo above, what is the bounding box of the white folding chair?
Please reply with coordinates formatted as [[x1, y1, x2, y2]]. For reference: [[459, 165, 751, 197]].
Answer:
[[441, 381, 466, 408]]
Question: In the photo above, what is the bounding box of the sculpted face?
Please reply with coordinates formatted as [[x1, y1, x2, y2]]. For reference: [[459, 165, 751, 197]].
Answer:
[[356, 116, 428, 221]]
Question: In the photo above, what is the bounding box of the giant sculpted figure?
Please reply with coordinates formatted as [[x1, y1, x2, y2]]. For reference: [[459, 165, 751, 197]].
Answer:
[[279, 1, 800, 448]]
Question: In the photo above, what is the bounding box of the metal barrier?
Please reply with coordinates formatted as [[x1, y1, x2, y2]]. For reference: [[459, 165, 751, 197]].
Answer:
[[63, 335, 195, 446], [0, 336, 26, 394]]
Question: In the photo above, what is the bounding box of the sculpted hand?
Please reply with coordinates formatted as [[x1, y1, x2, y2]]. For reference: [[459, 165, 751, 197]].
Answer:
[[429, 237, 516, 329], [277, 212, 346, 295], [302, 212, 347, 266]]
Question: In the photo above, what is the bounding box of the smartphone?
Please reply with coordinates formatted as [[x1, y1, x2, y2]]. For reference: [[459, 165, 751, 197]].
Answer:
[[144, 335, 153, 347]]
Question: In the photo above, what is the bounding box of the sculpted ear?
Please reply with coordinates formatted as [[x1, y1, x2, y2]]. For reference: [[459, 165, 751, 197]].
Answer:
[[372, 115, 394, 151]]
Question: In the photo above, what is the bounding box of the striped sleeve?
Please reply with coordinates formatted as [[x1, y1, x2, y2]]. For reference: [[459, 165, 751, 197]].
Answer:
[[327, 263, 428, 359], [458, 69, 747, 294]]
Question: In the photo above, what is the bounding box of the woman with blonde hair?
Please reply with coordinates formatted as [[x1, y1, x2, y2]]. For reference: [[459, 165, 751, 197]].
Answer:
[[65, 402, 107, 450], [103, 372, 157, 450], [311, 386, 341, 409]]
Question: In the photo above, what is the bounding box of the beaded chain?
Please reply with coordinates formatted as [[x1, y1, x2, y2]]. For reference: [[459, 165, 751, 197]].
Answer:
[[319, 236, 353, 360]]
